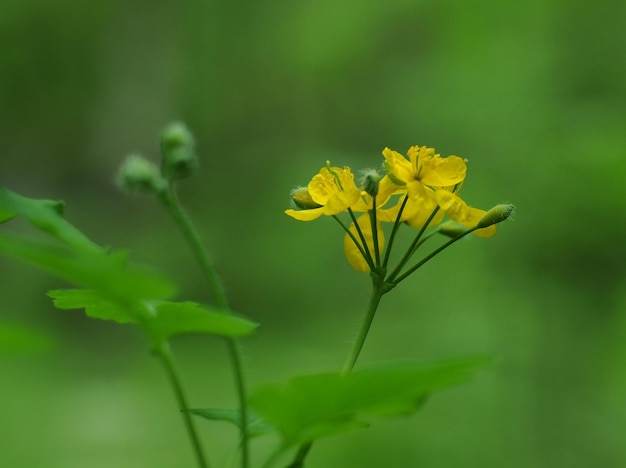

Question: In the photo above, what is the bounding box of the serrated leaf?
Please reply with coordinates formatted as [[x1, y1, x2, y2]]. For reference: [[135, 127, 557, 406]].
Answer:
[[145, 301, 259, 343], [0, 322, 53, 354], [188, 408, 276, 437], [47, 289, 137, 324], [0, 232, 176, 301], [249, 357, 490, 447], [0, 185, 100, 252]]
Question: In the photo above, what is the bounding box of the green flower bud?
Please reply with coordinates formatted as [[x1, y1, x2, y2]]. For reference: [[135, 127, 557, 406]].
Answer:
[[160, 122, 198, 180], [116, 154, 166, 194], [290, 187, 321, 209], [437, 220, 468, 238], [476, 203, 516, 228], [361, 169, 382, 197]]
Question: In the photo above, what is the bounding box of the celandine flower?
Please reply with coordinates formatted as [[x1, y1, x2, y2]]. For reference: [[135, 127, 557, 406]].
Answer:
[[382, 145, 496, 237], [285, 164, 361, 221], [286, 145, 508, 273]]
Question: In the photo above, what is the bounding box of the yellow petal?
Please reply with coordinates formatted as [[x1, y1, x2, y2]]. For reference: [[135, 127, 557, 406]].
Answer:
[[420, 155, 466, 187], [382, 148, 413, 185], [284, 207, 325, 221], [435, 190, 496, 237], [308, 166, 362, 215]]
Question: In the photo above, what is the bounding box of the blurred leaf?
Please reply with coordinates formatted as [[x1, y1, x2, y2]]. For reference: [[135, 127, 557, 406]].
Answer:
[[47, 290, 258, 342], [0, 207, 15, 223], [0, 185, 100, 252], [47, 289, 136, 324], [145, 301, 259, 343], [0, 232, 176, 301], [250, 357, 490, 447], [188, 408, 276, 438], [0, 322, 53, 354]]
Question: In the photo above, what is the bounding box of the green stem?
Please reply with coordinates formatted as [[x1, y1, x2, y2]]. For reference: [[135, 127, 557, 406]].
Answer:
[[386, 206, 440, 283], [159, 186, 250, 468], [382, 195, 409, 270], [155, 343, 209, 468], [332, 215, 375, 272], [286, 279, 386, 467], [348, 207, 374, 268], [285, 442, 313, 468], [391, 226, 478, 285], [160, 188, 228, 307], [341, 279, 385, 374], [369, 194, 381, 267]]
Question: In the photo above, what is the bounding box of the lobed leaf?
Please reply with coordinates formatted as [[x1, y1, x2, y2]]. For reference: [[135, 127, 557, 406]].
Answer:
[[145, 301, 259, 343], [0, 185, 101, 252], [47, 290, 258, 343], [249, 357, 490, 447], [47, 289, 137, 324], [0, 232, 176, 301]]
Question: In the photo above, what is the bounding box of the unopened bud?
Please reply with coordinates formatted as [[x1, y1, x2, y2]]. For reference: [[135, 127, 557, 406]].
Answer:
[[160, 122, 198, 180], [437, 221, 468, 238], [290, 187, 321, 209], [117, 154, 165, 194], [476, 203, 516, 228], [361, 169, 381, 197]]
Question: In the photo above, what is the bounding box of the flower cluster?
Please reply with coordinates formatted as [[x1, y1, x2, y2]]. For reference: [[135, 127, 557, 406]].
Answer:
[[286, 145, 512, 274]]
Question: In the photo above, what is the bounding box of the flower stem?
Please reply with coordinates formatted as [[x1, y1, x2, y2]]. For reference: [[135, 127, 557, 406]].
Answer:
[[386, 206, 440, 283], [159, 186, 250, 468], [391, 226, 478, 285], [381, 195, 409, 269], [332, 215, 375, 272], [341, 279, 385, 374], [154, 343, 209, 468], [369, 193, 381, 267], [285, 442, 313, 468], [160, 187, 228, 307], [286, 278, 386, 467]]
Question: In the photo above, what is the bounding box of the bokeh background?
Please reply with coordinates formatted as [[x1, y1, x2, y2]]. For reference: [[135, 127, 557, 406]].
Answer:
[[1, 0, 625, 467]]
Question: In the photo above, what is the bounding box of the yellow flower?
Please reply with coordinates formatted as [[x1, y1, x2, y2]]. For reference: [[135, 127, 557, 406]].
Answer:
[[285, 164, 362, 221], [382, 145, 467, 229], [285, 146, 504, 273], [383, 145, 466, 190]]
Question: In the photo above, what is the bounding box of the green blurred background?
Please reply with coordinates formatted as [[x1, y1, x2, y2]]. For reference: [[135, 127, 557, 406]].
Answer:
[[1, 0, 625, 466]]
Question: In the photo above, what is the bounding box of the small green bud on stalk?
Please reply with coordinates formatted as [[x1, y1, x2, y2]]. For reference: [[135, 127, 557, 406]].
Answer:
[[476, 203, 516, 228], [361, 169, 381, 197], [437, 220, 468, 238], [160, 122, 198, 180], [116, 154, 166, 194], [290, 187, 321, 209]]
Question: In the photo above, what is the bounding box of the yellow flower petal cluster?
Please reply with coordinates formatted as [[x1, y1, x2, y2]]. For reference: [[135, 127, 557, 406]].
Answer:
[[285, 146, 498, 272], [382, 145, 495, 237], [285, 165, 361, 221]]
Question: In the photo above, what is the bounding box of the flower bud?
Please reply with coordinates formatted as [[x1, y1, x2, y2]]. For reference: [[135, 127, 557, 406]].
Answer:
[[476, 203, 516, 228], [290, 187, 321, 209], [437, 220, 468, 238], [116, 154, 165, 194], [361, 169, 381, 197], [160, 122, 198, 180]]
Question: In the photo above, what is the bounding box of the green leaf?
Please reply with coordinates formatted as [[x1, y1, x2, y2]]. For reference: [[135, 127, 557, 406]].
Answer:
[[0, 322, 53, 354], [47, 289, 137, 324], [46, 290, 258, 342], [249, 357, 490, 447], [145, 301, 259, 343], [0, 185, 100, 252], [0, 232, 176, 301], [188, 408, 276, 438]]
